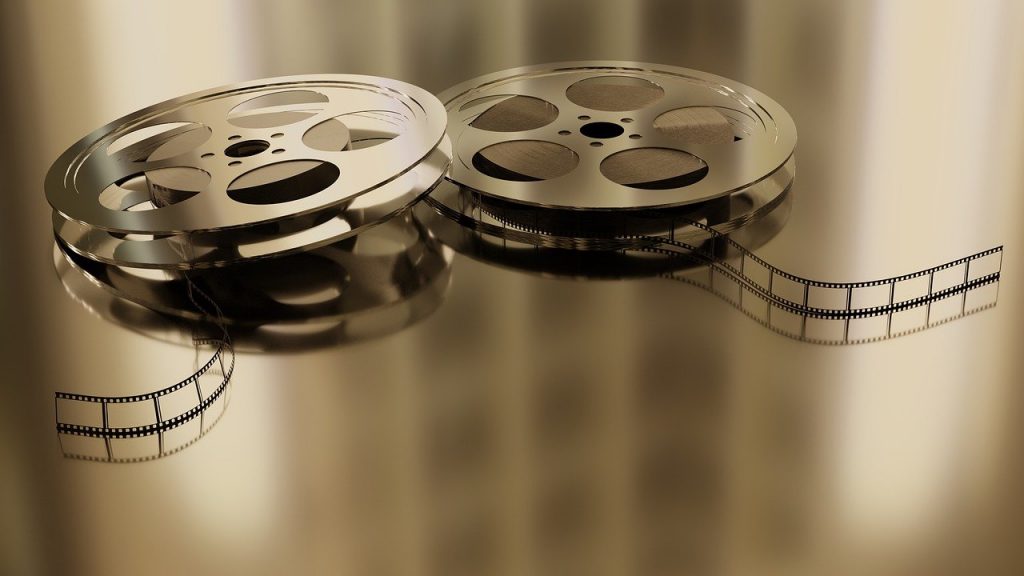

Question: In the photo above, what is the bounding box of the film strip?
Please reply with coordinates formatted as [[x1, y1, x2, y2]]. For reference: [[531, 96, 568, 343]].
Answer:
[[52, 208, 454, 461], [55, 277, 235, 463], [44, 64, 1006, 469], [420, 183, 1003, 345]]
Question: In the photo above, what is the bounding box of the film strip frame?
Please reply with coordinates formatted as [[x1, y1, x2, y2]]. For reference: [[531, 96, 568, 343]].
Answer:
[[55, 278, 235, 463]]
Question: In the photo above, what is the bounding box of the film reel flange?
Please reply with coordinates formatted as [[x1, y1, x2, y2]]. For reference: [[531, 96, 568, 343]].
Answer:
[[440, 61, 796, 217], [47, 75, 450, 269]]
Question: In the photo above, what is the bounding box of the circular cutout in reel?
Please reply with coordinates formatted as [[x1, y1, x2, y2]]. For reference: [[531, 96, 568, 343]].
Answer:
[[47, 75, 449, 269], [439, 61, 796, 235]]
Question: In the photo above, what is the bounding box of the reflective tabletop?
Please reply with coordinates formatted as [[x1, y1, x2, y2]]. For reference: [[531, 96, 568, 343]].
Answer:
[[2, 1, 1022, 575]]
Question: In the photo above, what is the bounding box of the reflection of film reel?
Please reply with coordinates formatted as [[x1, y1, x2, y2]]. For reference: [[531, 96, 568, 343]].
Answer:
[[441, 61, 795, 238], [55, 211, 453, 353], [429, 61, 1003, 344], [421, 184, 1002, 344]]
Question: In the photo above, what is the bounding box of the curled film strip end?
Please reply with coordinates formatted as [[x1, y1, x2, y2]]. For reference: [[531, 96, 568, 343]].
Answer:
[[54, 279, 235, 463]]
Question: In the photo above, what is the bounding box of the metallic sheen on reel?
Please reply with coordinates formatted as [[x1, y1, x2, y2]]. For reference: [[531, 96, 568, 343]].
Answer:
[[46, 75, 450, 269], [440, 61, 797, 224]]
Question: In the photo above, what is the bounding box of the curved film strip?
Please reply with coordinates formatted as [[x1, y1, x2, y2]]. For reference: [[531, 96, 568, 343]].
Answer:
[[53, 209, 453, 462], [421, 184, 1003, 345], [430, 61, 1002, 345], [55, 280, 235, 463]]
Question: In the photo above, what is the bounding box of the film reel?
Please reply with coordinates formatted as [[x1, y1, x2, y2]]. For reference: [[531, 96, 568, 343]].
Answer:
[[440, 61, 795, 237], [55, 277, 234, 463], [47, 74, 452, 461], [427, 61, 1003, 344], [47, 75, 450, 269], [51, 140, 451, 269]]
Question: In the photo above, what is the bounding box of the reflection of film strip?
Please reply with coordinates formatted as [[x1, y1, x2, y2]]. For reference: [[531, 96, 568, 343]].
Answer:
[[55, 280, 235, 463]]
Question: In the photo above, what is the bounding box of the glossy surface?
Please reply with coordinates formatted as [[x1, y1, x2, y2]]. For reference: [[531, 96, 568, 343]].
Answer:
[[2, 1, 1023, 575]]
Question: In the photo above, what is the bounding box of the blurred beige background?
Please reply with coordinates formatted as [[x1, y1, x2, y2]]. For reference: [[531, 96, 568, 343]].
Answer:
[[2, 1, 1023, 574]]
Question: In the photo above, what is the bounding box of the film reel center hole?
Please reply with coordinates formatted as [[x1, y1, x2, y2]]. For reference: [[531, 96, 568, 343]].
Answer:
[[579, 122, 623, 139], [224, 139, 270, 158]]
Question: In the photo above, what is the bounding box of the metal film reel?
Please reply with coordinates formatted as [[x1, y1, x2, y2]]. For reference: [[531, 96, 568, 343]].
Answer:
[[417, 179, 791, 279], [440, 61, 796, 237], [427, 62, 1002, 346], [53, 139, 452, 269], [47, 75, 449, 268], [47, 74, 452, 461]]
